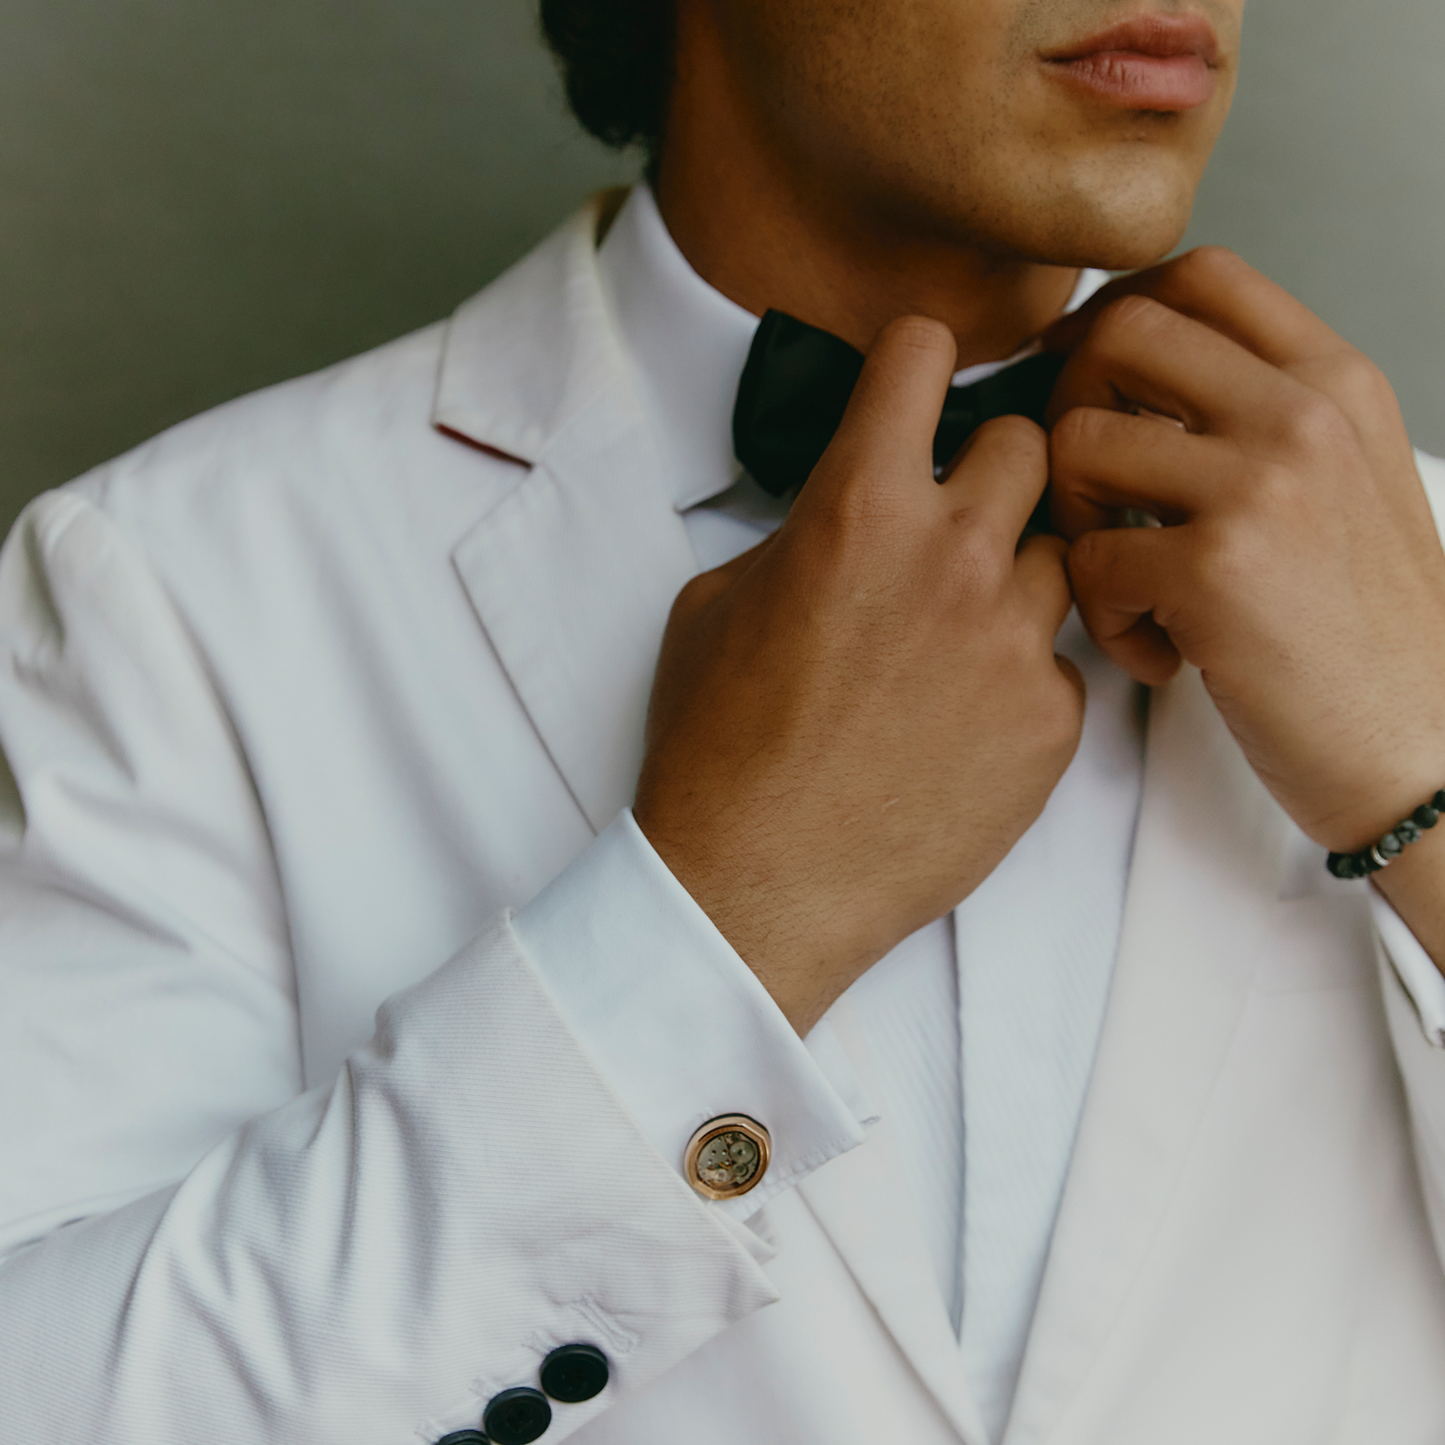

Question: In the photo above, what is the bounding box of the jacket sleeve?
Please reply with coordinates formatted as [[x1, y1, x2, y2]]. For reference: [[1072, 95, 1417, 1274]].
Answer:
[[1374, 449, 1445, 1273], [0, 491, 780, 1445], [1379, 934, 1445, 1273]]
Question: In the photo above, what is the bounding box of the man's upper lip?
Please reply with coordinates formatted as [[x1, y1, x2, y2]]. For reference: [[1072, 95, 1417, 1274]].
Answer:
[[1044, 13, 1220, 65]]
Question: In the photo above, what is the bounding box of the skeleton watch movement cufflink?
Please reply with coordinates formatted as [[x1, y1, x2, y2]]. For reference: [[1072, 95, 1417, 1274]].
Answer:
[[683, 1114, 771, 1200]]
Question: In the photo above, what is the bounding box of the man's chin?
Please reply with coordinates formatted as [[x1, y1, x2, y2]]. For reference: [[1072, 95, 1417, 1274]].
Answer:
[[999, 208, 1193, 276], [962, 154, 1203, 273]]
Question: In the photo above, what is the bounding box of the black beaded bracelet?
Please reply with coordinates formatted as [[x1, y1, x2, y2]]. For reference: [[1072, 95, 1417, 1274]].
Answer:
[[1327, 790, 1445, 879]]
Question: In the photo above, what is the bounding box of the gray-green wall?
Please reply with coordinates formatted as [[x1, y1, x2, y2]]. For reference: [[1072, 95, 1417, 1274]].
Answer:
[[2, 0, 1442, 535]]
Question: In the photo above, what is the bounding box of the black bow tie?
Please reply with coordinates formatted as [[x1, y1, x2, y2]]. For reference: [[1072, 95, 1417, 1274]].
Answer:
[[732, 309, 1066, 499]]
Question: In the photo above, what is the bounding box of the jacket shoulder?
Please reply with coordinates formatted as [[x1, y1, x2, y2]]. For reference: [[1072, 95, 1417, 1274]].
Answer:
[[42, 195, 614, 549], [12, 303, 541, 664], [63, 318, 515, 533]]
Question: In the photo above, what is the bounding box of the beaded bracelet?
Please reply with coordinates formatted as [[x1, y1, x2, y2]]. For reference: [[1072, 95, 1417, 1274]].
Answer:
[[1327, 789, 1445, 879]]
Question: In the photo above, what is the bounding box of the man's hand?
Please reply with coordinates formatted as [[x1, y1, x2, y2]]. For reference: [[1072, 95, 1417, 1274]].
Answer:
[[635, 317, 1083, 1035], [1044, 247, 1445, 867]]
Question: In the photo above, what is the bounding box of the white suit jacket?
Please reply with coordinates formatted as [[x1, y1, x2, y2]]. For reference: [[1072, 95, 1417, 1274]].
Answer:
[[3, 195, 1445, 1445]]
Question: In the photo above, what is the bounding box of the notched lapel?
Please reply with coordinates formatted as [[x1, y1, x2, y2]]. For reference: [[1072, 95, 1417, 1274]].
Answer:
[[440, 195, 698, 834], [1005, 667, 1291, 1445], [452, 418, 695, 835]]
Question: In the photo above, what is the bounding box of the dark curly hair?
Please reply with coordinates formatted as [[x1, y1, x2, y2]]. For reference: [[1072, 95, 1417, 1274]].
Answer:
[[540, 0, 674, 157]]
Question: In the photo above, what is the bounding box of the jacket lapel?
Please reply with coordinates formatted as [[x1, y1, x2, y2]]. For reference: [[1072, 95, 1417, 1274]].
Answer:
[[438, 194, 698, 833], [801, 998, 991, 1445], [1002, 666, 1291, 1445]]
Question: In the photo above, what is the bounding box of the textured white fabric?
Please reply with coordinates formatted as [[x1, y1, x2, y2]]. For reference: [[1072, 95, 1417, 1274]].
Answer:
[[843, 914, 966, 1321], [954, 612, 1145, 1431]]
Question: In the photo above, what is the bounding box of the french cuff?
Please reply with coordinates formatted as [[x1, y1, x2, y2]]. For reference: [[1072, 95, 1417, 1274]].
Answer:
[[510, 809, 872, 1220], [1370, 888, 1445, 1049]]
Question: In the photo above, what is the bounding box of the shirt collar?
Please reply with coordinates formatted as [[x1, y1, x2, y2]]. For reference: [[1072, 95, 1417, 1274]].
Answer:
[[596, 185, 759, 511], [595, 183, 1112, 513]]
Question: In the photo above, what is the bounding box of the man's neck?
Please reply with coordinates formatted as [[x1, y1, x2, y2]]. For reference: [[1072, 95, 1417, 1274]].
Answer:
[[653, 62, 1082, 370]]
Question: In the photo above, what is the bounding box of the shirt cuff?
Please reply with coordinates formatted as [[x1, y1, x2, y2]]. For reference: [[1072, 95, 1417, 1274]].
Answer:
[[510, 810, 872, 1219], [1370, 888, 1445, 1049]]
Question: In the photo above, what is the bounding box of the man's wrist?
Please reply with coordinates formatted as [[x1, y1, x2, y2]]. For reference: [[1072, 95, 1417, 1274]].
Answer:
[[631, 804, 871, 1035]]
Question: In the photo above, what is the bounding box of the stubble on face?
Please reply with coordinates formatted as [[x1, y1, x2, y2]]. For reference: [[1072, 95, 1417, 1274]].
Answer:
[[709, 0, 1244, 272]]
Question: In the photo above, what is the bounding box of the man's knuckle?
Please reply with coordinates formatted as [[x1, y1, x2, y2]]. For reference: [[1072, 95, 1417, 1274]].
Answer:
[[1098, 293, 1167, 344], [1322, 348, 1390, 411], [1013, 658, 1081, 748], [980, 412, 1045, 450], [1039, 676, 1084, 743], [1174, 244, 1245, 289], [1279, 390, 1352, 453], [1241, 459, 1290, 515], [1049, 404, 1102, 456], [1193, 518, 1258, 596], [946, 527, 1007, 601], [1080, 296, 1166, 371], [1066, 527, 1109, 578]]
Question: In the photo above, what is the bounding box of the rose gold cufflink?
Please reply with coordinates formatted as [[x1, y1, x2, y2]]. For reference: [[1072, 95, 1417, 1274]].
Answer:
[[683, 1114, 771, 1201]]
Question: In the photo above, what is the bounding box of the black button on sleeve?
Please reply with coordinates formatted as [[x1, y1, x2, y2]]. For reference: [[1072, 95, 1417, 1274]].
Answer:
[[483, 1386, 552, 1445], [539, 1342, 610, 1403], [436, 1433, 488, 1445]]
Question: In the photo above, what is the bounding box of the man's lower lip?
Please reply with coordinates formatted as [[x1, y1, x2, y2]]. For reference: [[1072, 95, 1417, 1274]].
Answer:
[[1048, 52, 1216, 110]]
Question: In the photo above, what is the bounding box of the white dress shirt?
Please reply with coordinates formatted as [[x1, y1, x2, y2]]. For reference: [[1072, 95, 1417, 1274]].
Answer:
[[512, 184, 1445, 1441]]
